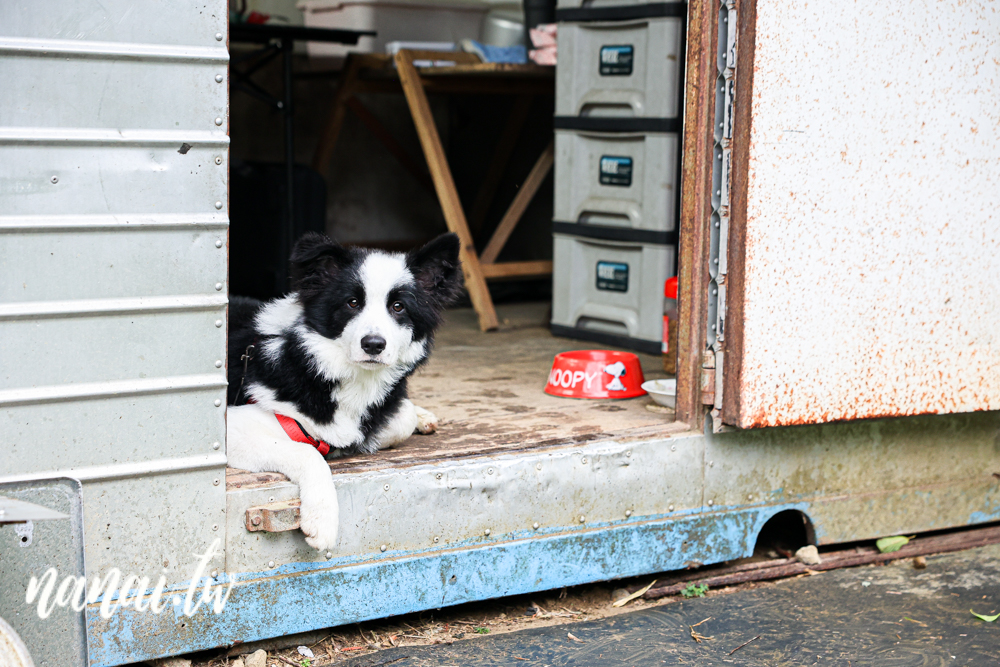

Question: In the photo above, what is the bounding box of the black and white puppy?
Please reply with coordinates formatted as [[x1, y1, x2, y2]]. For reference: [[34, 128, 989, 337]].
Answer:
[[226, 232, 462, 551]]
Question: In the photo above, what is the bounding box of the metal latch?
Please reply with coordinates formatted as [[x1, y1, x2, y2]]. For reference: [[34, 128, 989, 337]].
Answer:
[[245, 499, 301, 532]]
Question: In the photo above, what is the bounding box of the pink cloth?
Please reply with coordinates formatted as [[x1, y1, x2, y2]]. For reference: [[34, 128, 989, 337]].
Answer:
[[529, 24, 557, 65]]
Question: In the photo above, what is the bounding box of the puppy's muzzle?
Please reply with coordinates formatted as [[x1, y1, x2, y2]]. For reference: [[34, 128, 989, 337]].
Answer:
[[360, 334, 386, 356]]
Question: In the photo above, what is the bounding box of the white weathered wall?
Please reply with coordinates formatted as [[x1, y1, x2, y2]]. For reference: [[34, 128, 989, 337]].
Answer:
[[735, 0, 1000, 427]]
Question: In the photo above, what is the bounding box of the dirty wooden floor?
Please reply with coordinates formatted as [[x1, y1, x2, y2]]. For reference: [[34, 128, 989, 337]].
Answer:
[[228, 302, 682, 487]]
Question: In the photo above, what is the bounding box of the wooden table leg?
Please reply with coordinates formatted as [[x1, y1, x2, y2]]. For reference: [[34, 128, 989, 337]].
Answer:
[[394, 50, 500, 331], [479, 139, 554, 265]]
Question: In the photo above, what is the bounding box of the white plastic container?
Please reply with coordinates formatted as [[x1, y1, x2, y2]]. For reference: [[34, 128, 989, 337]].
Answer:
[[554, 128, 679, 236], [299, 0, 490, 58], [555, 18, 683, 119], [551, 233, 675, 353]]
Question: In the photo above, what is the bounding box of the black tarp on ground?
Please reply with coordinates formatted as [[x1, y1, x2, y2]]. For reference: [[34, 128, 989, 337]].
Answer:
[[341, 544, 1000, 666]]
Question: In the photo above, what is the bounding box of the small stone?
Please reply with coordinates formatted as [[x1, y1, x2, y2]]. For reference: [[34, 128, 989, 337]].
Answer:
[[913, 556, 927, 569], [231, 660, 245, 667], [611, 588, 631, 604], [795, 545, 821, 566], [245, 649, 267, 667]]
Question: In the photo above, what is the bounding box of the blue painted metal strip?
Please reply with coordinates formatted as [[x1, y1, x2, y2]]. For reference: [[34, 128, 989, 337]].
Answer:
[[88, 504, 808, 666]]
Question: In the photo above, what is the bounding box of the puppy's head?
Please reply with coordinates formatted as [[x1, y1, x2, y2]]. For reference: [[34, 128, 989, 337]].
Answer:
[[290, 233, 462, 369]]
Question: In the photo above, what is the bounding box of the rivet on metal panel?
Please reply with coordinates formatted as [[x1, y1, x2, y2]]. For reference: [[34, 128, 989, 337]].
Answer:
[[670, 445, 676, 452], [211, 570, 218, 578], [433, 536, 439, 543], [216, 74, 224, 83], [50, 176, 58, 184], [212, 524, 219, 530], [215, 360, 223, 368], [269, 496, 275, 502], [212, 442, 221, 450], [625, 451, 631, 457], [707, 500, 714, 506], [214, 399, 222, 407], [215, 201, 223, 210], [383, 484, 390, 491], [215, 320, 224, 328], [268, 560, 276, 568], [668, 504, 674, 511], [532, 522, 540, 530], [325, 551, 332, 559], [709, 460, 714, 467], [484, 529, 491, 536], [581, 457, 588, 464], [715, 221, 720, 227], [535, 463, 542, 470], [747, 494, 753, 501], [214, 117, 223, 126], [380, 544, 387, 552], [215, 238, 223, 247], [213, 478, 220, 486], [625, 509, 632, 517], [487, 468, 494, 475], [215, 32, 224, 41], [15, 521, 33, 547], [251, 516, 261, 526], [435, 473, 443, 480], [579, 515, 585, 523], [215, 157, 223, 166], [215, 283, 223, 291]]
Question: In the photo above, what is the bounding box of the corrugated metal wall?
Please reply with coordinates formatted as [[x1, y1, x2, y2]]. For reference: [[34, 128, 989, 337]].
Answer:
[[0, 1, 230, 583]]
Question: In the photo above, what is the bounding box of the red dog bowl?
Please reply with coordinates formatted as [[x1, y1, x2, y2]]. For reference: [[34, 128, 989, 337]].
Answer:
[[544, 350, 647, 399]]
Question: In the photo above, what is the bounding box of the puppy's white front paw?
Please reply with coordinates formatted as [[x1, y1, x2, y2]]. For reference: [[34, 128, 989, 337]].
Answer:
[[298, 484, 339, 552], [413, 405, 438, 435]]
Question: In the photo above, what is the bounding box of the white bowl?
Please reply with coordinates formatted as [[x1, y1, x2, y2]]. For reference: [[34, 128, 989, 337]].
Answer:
[[642, 379, 677, 408]]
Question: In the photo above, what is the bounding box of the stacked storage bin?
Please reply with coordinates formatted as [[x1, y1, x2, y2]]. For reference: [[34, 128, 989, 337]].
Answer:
[[550, 0, 685, 354]]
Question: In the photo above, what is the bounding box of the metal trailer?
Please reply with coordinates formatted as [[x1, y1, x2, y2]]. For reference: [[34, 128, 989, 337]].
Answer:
[[1, 1, 998, 665]]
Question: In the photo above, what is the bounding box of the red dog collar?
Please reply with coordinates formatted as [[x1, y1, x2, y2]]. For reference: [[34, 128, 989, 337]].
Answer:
[[245, 398, 332, 457], [274, 413, 332, 457]]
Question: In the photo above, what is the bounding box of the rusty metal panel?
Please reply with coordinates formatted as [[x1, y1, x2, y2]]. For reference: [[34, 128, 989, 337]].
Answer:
[[704, 411, 1000, 542], [225, 436, 706, 573], [0, 0, 230, 597], [724, 0, 1000, 428]]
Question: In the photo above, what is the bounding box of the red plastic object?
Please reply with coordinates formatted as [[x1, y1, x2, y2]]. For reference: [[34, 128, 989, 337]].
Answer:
[[665, 276, 678, 299], [545, 350, 647, 399], [246, 11, 271, 24]]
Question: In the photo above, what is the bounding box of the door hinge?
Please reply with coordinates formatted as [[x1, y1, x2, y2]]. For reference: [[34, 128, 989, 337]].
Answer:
[[700, 351, 716, 405]]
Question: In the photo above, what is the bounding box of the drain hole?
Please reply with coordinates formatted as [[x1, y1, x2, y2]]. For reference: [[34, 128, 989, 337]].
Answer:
[[754, 510, 815, 558]]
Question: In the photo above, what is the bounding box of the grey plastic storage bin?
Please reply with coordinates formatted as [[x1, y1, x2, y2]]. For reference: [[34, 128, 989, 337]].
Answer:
[[555, 18, 683, 121], [554, 128, 679, 239], [551, 233, 675, 353], [555, 0, 686, 22]]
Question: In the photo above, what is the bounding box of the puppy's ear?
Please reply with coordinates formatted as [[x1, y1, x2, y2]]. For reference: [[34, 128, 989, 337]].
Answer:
[[289, 232, 353, 298], [407, 233, 463, 308]]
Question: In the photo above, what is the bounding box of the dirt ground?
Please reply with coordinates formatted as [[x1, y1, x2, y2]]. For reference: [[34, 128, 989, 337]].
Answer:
[[177, 567, 788, 667]]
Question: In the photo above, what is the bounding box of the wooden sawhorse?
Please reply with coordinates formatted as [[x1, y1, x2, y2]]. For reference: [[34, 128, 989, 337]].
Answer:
[[311, 50, 555, 331]]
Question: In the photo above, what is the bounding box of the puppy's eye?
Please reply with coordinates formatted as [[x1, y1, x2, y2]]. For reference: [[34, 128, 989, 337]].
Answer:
[[392, 301, 404, 313], [347, 298, 360, 309]]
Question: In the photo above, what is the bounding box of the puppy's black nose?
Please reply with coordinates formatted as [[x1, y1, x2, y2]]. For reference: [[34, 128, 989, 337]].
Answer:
[[361, 334, 386, 355]]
